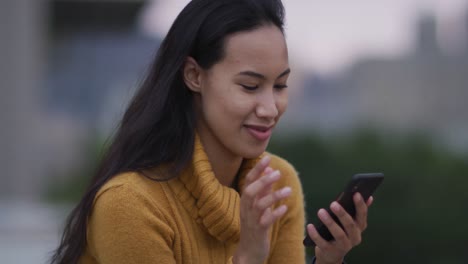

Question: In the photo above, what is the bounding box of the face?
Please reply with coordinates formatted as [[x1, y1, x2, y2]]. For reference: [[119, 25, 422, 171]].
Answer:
[[188, 25, 289, 159]]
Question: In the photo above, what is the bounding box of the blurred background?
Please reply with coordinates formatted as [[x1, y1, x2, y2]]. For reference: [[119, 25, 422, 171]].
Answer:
[[1, 0, 467, 263]]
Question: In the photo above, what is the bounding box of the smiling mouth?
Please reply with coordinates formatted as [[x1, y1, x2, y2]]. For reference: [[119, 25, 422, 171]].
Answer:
[[244, 124, 274, 141]]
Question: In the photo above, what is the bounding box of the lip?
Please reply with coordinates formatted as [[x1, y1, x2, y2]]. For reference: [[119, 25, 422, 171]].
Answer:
[[244, 124, 274, 141]]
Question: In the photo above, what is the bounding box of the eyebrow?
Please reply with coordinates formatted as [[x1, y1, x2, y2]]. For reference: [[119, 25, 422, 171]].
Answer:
[[237, 68, 291, 80]]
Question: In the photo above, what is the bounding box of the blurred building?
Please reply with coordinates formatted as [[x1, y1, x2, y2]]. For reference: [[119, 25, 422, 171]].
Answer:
[[0, 0, 159, 201], [351, 13, 468, 148], [286, 11, 468, 153], [0, 0, 48, 200], [47, 0, 160, 134]]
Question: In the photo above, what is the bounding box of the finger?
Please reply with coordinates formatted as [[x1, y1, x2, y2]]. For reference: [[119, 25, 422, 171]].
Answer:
[[330, 202, 361, 246], [306, 223, 331, 250], [259, 205, 288, 227], [245, 155, 271, 184], [243, 170, 281, 204], [263, 167, 274, 175], [257, 167, 275, 198], [354, 193, 368, 231], [255, 186, 292, 211], [317, 209, 352, 251]]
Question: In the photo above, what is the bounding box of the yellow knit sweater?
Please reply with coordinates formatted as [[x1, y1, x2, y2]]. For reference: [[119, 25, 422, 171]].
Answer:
[[80, 137, 306, 263]]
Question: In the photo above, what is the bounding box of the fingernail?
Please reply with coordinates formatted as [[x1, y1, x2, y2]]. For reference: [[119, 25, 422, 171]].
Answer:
[[318, 209, 329, 221], [355, 193, 362, 201], [269, 170, 280, 180], [280, 187, 292, 196], [260, 155, 270, 166], [308, 224, 316, 233], [279, 204, 287, 213], [263, 167, 273, 174], [331, 202, 341, 212]]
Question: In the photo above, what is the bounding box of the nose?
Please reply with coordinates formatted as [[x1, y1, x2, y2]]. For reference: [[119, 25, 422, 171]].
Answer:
[[255, 90, 279, 119]]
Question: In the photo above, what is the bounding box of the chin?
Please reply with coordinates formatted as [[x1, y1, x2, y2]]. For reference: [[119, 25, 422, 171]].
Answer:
[[239, 141, 269, 159]]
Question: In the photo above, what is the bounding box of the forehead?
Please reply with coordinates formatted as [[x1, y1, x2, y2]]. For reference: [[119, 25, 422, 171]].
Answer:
[[218, 25, 289, 73]]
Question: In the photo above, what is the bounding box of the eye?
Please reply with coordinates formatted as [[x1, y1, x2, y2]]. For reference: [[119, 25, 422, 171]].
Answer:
[[274, 84, 288, 90], [240, 84, 259, 91]]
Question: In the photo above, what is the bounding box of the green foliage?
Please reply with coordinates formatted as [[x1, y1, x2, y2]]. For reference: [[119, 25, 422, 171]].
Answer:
[[268, 129, 468, 264]]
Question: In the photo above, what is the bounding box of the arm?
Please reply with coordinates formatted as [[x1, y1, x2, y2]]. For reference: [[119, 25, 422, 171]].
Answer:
[[86, 184, 176, 264]]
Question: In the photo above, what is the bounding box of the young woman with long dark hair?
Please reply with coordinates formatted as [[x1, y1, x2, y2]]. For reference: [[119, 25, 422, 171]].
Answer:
[[51, 0, 373, 263]]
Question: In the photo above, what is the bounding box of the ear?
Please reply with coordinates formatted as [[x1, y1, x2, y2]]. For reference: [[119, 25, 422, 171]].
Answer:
[[183, 57, 203, 93]]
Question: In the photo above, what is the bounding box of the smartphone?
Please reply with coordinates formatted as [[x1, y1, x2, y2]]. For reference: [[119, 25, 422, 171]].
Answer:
[[303, 173, 384, 247]]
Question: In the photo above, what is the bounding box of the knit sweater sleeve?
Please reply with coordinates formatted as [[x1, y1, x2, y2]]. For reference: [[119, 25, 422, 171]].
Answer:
[[267, 156, 306, 264], [86, 183, 176, 264]]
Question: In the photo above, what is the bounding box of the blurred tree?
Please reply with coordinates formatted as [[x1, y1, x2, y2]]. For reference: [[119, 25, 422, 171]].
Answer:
[[268, 129, 468, 264]]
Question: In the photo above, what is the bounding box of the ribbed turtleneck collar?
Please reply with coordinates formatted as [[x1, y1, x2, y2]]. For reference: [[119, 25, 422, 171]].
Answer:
[[167, 135, 262, 243]]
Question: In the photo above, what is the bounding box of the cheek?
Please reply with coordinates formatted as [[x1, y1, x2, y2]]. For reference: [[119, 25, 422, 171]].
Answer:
[[276, 92, 289, 116], [218, 95, 253, 124], [203, 85, 252, 123]]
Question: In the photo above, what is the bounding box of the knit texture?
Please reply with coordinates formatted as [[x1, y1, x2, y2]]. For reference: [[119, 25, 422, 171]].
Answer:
[[80, 136, 306, 263]]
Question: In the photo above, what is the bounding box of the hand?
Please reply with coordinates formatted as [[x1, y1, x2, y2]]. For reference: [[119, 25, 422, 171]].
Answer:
[[233, 155, 292, 264], [306, 193, 374, 264]]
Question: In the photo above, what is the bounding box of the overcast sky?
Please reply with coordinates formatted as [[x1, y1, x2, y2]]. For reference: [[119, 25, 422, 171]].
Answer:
[[140, 0, 468, 75]]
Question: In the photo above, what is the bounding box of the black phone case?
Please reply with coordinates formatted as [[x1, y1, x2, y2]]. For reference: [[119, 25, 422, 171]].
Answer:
[[303, 173, 384, 247]]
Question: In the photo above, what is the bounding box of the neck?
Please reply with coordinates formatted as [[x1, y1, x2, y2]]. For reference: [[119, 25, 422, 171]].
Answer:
[[210, 153, 243, 187], [196, 131, 243, 187]]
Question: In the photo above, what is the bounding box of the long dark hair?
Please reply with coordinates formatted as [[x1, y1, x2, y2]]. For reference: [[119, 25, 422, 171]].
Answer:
[[50, 0, 285, 263]]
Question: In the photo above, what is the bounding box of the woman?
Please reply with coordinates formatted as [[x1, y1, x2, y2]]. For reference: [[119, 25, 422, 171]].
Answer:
[[51, 0, 372, 263]]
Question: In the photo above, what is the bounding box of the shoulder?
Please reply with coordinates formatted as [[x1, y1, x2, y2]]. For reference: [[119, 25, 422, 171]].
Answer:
[[86, 172, 176, 261], [97, 171, 166, 197], [95, 173, 139, 202], [92, 172, 171, 218], [89, 172, 176, 238]]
